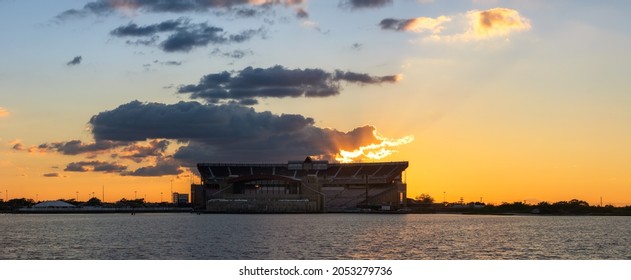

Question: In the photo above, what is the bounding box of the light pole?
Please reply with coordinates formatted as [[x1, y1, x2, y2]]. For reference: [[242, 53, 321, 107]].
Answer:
[[160, 192, 163, 203], [443, 191, 446, 203], [76, 191, 79, 201], [134, 191, 137, 200]]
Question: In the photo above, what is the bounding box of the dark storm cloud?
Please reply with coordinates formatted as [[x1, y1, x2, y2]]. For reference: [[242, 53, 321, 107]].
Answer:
[[178, 65, 400, 103], [66, 56, 82, 66], [110, 18, 263, 52], [89, 100, 314, 142], [56, 0, 303, 20], [43, 173, 61, 177], [340, 0, 392, 10], [37, 140, 127, 155], [64, 161, 128, 173], [88, 100, 383, 163]]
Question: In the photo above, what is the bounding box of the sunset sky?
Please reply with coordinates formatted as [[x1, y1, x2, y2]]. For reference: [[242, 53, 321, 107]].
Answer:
[[1, 0, 630, 205]]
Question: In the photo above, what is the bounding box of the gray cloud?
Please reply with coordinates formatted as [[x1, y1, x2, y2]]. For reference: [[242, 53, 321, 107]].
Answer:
[[37, 140, 127, 155], [110, 18, 263, 52], [66, 56, 82, 66], [120, 139, 170, 162], [296, 7, 308, 18], [121, 158, 183, 176], [210, 48, 253, 59], [110, 18, 184, 36], [56, 0, 303, 20], [340, 0, 392, 10], [43, 173, 61, 177], [12, 142, 26, 151], [64, 161, 128, 173], [177, 65, 400, 104], [88, 101, 383, 163]]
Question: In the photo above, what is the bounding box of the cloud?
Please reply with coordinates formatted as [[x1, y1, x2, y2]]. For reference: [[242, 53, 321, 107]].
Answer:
[[64, 161, 127, 173], [380, 16, 451, 34], [0, 107, 10, 117], [66, 56, 82, 66], [34, 99, 412, 175], [119, 139, 170, 163], [340, 0, 392, 10], [56, 0, 304, 20], [11, 141, 26, 151], [211, 48, 253, 59], [110, 18, 263, 52], [121, 158, 183, 176], [296, 7, 308, 18], [87, 100, 397, 163], [467, 8, 531, 39], [43, 173, 61, 177], [383, 8, 531, 42], [177, 65, 401, 104], [37, 140, 128, 155]]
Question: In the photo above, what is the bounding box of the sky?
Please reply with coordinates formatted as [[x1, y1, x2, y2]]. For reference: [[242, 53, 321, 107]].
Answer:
[[1, 0, 630, 205]]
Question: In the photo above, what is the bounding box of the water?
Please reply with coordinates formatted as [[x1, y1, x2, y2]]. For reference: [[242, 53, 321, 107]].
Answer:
[[1, 213, 630, 259]]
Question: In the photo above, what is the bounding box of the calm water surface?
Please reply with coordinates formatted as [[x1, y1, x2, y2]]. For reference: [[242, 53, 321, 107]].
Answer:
[[1, 213, 630, 259]]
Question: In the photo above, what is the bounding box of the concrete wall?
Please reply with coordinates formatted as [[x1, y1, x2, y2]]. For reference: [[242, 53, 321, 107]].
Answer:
[[206, 197, 320, 213]]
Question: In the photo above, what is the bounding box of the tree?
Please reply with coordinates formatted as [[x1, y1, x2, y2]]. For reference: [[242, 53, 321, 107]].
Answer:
[[415, 194, 434, 204], [85, 197, 102, 206]]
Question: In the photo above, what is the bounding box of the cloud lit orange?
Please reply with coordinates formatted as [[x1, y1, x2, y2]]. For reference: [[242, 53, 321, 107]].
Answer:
[[467, 8, 531, 38]]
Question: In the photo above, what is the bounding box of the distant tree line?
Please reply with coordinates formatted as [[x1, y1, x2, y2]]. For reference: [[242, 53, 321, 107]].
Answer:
[[0, 197, 187, 212], [407, 195, 631, 215]]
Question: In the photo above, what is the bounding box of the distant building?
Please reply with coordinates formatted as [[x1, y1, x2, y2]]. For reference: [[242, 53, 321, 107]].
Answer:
[[191, 157, 408, 213], [33, 200, 77, 208], [172, 192, 189, 205]]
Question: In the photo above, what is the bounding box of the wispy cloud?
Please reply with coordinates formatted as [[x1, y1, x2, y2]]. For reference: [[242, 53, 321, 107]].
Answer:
[[340, 0, 392, 10], [56, 0, 305, 20], [110, 18, 264, 52]]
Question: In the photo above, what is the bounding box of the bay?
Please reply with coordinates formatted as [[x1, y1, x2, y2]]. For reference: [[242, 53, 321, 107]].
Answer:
[[1, 213, 630, 259]]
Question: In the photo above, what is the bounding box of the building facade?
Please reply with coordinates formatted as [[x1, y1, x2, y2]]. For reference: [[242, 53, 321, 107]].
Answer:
[[191, 157, 408, 213], [172, 192, 189, 205]]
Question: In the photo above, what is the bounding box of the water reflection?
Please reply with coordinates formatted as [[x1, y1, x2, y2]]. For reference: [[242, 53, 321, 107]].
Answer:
[[1, 213, 630, 259]]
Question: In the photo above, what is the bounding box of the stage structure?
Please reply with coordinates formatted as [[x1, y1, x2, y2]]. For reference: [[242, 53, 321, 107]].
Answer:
[[191, 157, 408, 213]]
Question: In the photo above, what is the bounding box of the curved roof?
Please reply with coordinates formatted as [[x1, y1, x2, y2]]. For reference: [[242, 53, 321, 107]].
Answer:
[[33, 200, 77, 208]]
